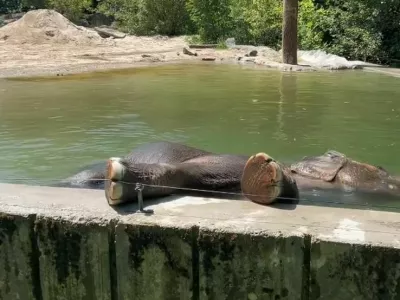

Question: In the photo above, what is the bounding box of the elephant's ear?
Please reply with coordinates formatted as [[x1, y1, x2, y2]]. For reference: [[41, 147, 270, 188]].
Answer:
[[290, 150, 348, 182]]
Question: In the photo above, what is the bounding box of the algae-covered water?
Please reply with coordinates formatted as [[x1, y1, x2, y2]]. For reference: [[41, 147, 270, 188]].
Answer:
[[0, 64, 399, 209]]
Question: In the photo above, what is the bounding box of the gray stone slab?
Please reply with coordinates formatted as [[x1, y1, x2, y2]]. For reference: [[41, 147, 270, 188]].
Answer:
[[198, 229, 305, 300], [0, 213, 39, 300], [2, 183, 400, 300], [35, 217, 111, 300], [115, 222, 194, 300], [310, 239, 400, 300]]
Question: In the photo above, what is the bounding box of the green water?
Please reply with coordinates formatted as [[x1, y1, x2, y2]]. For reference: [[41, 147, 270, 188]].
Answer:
[[0, 64, 399, 208]]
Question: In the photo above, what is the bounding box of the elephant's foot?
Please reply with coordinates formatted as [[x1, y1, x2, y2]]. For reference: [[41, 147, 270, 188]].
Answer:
[[241, 153, 298, 205], [105, 158, 180, 206], [105, 181, 126, 206], [105, 157, 134, 206]]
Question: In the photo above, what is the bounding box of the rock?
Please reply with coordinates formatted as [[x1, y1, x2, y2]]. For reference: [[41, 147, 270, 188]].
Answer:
[[87, 13, 114, 27], [183, 47, 197, 56], [202, 57, 216, 61], [188, 44, 217, 49], [94, 26, 126, 39], [244, 57, 256, 63], [110, 21, 119, 29], [225, 37, 236, 48], [249, 50, 258, 56], [153, 35, 169, 41], [245, 50, 258, 57], [77, 19, 90, 27], [3, 19, 18, 25]]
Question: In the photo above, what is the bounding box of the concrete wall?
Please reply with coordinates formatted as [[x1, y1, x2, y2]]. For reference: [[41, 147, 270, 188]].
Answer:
[[0, 183, 399, 300]]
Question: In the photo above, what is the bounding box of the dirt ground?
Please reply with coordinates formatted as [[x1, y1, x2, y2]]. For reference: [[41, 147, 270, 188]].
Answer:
[[2, 9, 391, 79], [0, 9, 322, 78]]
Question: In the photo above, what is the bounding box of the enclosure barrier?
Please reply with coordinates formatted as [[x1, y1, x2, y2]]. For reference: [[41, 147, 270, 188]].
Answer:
[[0, 183, 399, 300]]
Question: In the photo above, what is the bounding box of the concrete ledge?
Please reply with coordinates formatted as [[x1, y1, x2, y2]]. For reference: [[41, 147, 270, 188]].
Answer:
[[0, 183, 400, 300]]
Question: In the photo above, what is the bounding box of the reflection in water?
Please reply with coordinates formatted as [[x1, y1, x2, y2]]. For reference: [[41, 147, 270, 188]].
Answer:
[[0, 64, 400, 210], [276, 73, 298, 141]]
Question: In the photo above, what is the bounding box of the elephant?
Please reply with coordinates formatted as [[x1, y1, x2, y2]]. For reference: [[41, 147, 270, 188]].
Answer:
[[56, 141, 400, 206]]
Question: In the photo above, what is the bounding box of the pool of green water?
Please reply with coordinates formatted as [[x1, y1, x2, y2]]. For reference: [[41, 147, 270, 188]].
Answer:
[[0, 64, 399, 209]]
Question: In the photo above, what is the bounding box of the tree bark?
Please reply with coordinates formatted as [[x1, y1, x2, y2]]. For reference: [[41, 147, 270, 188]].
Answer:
[[282, 0, 298, 65]]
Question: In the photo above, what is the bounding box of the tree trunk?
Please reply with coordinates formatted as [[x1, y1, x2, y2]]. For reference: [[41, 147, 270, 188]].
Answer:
[[282, 0, 298, 65]]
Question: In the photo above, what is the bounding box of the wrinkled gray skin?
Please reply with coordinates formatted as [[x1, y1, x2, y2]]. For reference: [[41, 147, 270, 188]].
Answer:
[[56, 142, 249, 197], [55, 141, 400, 200]]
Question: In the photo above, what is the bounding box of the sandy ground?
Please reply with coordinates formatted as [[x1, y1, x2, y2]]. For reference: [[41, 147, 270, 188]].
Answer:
[[0, 9, 322, 78], [0, 9, 394, 79], [0, 38, 310, 78]]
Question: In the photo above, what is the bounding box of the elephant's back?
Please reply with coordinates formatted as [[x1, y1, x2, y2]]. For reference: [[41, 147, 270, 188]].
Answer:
[[124, 141, 213, 164]]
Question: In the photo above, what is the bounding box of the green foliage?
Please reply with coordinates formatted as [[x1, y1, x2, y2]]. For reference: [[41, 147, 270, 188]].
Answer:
[[320, 0, 382, 61], [21, 0, 47, 9], [0, 0, 22, 13], [298, 0, 400, 63], [97, 0, 194, 35], [230, 0, 282, 47], [298, 0, 326, 50], [216, 38, 228, 49], [186, 0, 282, 47], [185, 34, 203, 44], [374, 0, 400, 63], [186, 0, 233, 43], [46, 0, 91, 23], [0, 0, 46, 14], [185, 0, 400, 62]]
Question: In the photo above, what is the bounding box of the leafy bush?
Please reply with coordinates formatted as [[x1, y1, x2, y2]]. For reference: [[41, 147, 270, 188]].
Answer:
[[231, 0, 282, 47], [374, 0, 400, 64], [186, 0, 282, 47], [298, 0, 326, 50], [0, 0, 46, 14], [298, 0, 392, 62], [322, 0, 382, 61], [46, 0, 92, 23], [186, 0, 233, 43], [97, 0, 194, 35], [186, 0, 399, 62], [0, 0, 22, 13], [21, 0, 47, 10]]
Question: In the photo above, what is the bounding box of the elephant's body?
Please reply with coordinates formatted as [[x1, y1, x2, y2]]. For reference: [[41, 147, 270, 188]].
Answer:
[[56, 141, 400, 204], [57, 142, 249, 194]]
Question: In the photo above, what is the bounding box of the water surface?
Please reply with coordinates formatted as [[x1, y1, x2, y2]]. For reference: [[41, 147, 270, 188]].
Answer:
[[1, 64, 399, 210]]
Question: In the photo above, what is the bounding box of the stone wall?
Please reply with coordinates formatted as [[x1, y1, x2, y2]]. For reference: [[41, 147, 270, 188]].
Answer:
[[0, 183, 399, 300]]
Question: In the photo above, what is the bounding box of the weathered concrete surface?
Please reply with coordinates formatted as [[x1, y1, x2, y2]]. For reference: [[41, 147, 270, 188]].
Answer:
[[310, 240, 400, 300], [0, 183, 400, 300], [0, 184, 113, 300], [115, 223, 194, 300], [198, 230, 305, 300], [0, 213, 39, 300], [36, 217, 111, 300]]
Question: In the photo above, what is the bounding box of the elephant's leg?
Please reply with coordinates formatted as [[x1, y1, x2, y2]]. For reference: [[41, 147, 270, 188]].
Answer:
[[105, 157, 186, 205], [105, 154, 246, 205], [241, 153, 299, 205]]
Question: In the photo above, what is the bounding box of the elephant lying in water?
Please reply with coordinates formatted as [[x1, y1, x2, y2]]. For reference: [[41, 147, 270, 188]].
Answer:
[[57, 141, 400, 206]]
